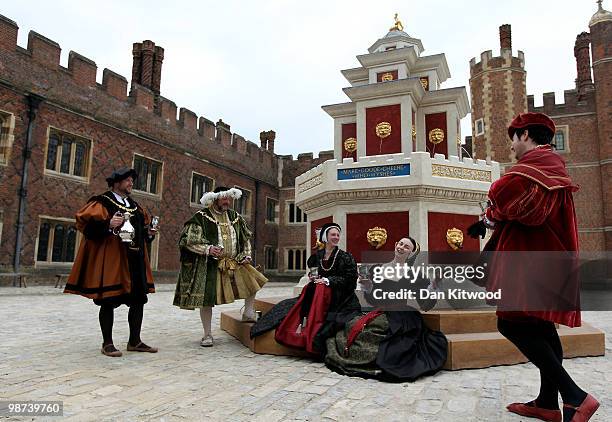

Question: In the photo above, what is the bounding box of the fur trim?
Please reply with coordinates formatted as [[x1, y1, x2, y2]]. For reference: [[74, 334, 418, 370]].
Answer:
[[200, 187, 242, 207]]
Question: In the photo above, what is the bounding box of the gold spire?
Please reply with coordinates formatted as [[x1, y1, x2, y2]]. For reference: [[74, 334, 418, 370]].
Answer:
[[389, 13, 404, 31]]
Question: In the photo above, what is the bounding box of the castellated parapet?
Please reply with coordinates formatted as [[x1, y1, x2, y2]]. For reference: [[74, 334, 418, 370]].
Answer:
[[469, 25, 527, 165], [0, 14, 277, 184]]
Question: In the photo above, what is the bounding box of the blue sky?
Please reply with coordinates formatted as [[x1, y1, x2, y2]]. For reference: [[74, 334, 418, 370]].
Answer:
[[1, 0, 603, 156]]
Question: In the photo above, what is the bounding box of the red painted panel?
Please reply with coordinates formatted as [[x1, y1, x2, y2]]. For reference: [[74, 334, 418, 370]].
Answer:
[[310, 216, 333, 251], [425, 112, 447, 158], [366, 104, 402, 156], [427, 212, 480, 252], [341, 123, 357, 162], [376, 70, 398, 82], [346, 212, 409, 262]]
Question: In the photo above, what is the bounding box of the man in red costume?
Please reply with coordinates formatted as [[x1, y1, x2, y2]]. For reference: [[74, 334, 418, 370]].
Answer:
[[468, 113, 599, 422]]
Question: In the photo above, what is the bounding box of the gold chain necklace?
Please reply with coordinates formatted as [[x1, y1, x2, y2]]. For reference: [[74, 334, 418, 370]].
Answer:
[[320, 248, 338, 271], [102, 195, 138, 213], [199, 210, 240, 227]]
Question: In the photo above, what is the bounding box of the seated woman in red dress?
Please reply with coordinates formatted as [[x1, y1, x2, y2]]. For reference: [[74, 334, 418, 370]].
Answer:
[[252, 223, 360, 356]]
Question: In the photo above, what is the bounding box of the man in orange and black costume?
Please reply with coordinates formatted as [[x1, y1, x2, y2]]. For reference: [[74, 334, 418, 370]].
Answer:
[[65, 168, 158, 357]]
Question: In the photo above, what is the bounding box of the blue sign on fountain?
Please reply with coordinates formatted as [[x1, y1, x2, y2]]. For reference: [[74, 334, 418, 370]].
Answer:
[[337, 163, 410, 180]]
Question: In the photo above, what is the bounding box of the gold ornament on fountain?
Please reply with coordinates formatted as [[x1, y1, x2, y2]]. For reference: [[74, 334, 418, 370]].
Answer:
[[412, 125, 417, 142], [446, 228, 464, 250], [343, 137, 357, 153], [389, 13, 404, 31], [367, 227, 388, 249], [381, 72, 394, 82], [375, 122, 392, 139], [428, 128, 445, 145], [419, 77, 429, 90]]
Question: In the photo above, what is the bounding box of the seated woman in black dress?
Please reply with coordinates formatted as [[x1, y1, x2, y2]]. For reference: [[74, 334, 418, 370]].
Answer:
[[324, 236, 448, 382]]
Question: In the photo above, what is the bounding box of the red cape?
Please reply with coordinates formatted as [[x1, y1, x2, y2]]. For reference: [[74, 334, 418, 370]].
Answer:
[[484, 146, 581, 327]]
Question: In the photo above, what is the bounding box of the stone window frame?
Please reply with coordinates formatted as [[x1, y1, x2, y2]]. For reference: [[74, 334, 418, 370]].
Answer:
[[286, 201, 307, 225], [285, 247, 307, 271], [190, 171, 214, 207], [132, 153, 164, 199], [474, 118, 485, 136], [0, 110, 16, 166], [554, 125, 570, 153], [44, 126, 93, 183], [265, 197, 279, 224], [234, 185, 252, 218], [264, 245, 278, 270], [34, 216, 82, 268]]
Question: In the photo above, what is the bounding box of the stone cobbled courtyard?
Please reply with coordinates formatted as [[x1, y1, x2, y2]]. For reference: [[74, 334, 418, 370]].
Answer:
[[1, 283, 610, 421]]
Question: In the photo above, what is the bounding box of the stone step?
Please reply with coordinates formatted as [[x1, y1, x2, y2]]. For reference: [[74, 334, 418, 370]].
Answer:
[[445, 323, 605, 370], [220, 310, 313, 358], [256, 296, 498, 334], [223, 305, 605, 370]]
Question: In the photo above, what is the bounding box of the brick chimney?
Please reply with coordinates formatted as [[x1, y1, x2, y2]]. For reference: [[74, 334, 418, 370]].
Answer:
[[574, 32, 593, 93], [259, 130, 276, 153], [259, 131, 268, 150], [267, 130, 276, 153], [499, 24, 512, 50], [131, 40, 164, 95]]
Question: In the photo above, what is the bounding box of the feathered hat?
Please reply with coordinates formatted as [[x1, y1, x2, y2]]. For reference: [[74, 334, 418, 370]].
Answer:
[[200, 186, 242, 207]]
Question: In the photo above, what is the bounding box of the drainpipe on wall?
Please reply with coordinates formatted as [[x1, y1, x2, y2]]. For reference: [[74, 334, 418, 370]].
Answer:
[[13, 93, 45, 278], [253, 180, 259, 266]]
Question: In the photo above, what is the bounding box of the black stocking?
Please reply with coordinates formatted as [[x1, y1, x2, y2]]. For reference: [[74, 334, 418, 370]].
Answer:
[[128, 303, 144, 346], [498, 318, 586, 418], [99, 305, 115, 346]]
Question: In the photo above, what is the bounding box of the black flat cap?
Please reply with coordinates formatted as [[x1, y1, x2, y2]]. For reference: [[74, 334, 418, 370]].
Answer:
[[106, 167, 138, 187]]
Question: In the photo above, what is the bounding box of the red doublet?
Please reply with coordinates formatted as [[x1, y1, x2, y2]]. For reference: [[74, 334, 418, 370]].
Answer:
[[484, 146, 581, 327]]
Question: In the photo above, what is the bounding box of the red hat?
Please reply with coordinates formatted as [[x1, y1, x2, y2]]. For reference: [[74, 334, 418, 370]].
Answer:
[[507, 112, 556, 139]]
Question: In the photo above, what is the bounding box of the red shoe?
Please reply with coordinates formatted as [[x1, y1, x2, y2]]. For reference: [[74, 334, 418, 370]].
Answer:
[[565, 394, 600, 422], [507, 401, 561, 422]]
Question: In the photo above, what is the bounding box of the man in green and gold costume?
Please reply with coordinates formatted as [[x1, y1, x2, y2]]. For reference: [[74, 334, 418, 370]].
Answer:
[[173, 186, 267, 347]]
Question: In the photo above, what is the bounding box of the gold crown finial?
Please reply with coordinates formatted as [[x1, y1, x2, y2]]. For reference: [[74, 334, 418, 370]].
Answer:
[[390, 13, 404, 31]]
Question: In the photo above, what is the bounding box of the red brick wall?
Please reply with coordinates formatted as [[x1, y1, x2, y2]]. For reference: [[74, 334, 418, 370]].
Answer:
[[591, 19, 612, 250], [0, 19, 288, 277]]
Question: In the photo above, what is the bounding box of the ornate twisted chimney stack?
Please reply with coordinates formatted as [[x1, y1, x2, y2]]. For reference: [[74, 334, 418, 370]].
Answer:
[[131, 40, 164, 106], [574, 32, 594, 94]]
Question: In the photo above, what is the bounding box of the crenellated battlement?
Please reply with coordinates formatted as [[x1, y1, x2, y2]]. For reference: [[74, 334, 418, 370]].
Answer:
[[0, 14, 277, 182], [278, 150, 334, 187], [527, 89, 596, 115], [469, 48, 525, 77]]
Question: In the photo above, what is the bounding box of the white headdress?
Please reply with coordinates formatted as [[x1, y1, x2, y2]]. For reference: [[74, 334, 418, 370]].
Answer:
[[200, 187, 242, 207]]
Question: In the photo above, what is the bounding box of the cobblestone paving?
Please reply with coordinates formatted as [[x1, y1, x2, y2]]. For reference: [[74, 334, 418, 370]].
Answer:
[[1, 283, 610, 421]]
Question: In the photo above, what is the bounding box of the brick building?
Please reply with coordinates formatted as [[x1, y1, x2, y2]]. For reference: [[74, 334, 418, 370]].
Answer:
[[0, 14, 325, 283], [1, 5, 610, 284], [469, 4, 611, 251]]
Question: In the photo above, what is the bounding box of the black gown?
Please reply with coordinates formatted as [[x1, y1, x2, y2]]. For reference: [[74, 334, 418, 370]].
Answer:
[[325, 269, 448, 382]]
